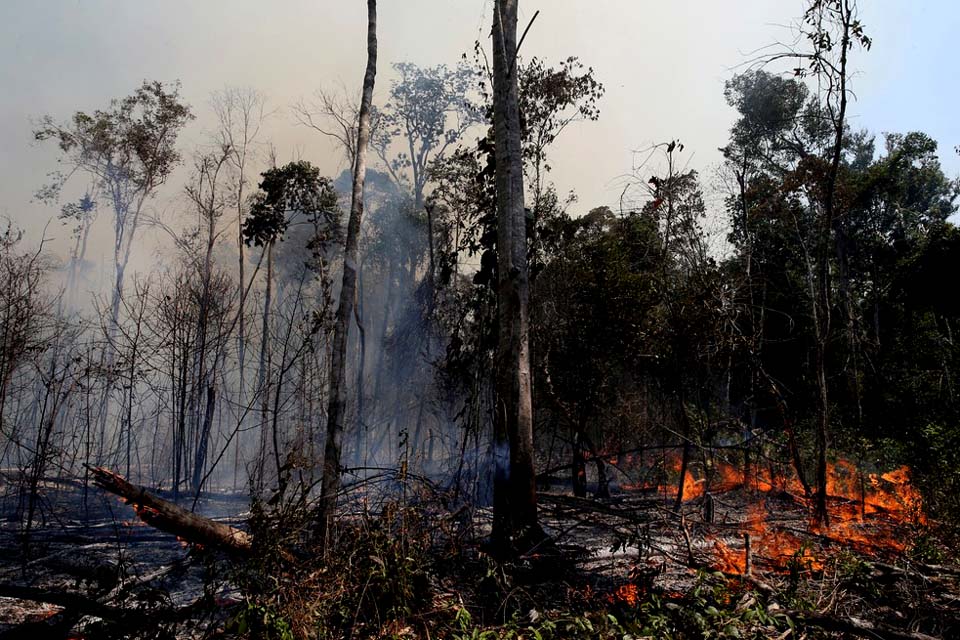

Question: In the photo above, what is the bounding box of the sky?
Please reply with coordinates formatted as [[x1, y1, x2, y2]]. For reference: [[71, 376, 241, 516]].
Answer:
[[0, 0, 957, 266]]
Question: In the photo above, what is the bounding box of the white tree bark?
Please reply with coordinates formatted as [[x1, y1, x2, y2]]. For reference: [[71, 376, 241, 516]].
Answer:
[[491, 0, 540, 548], [318, 0, 378, 544]]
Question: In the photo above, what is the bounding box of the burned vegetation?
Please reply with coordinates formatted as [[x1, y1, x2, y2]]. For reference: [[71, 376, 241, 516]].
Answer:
[[2, 0, 960, 638]]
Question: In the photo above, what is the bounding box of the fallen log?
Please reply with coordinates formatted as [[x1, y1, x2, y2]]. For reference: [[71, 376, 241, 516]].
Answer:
[[86, 466, 252, 556], [0, 584, 121, 622], [784, 608, 940, 640]]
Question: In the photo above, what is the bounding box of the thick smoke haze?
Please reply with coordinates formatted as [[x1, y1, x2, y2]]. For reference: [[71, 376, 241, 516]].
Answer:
[[1, 4, 959, 637], [1, 0, 957, 261]]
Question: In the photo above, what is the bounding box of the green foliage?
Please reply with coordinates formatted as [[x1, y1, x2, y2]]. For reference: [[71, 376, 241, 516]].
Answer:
[[376, 61, 481, 202], [229, 603, 295, 640], [517, 56, 604, 181], [915, 422, 960, 540], [242, 160, 340, 250], [632, 572, 793, 640], [232, 492, 433, 640], [34, 80, 193, 195], [449, 575, 793, 640], [451, 606, 625, 640], [720, 62, 960, 524]]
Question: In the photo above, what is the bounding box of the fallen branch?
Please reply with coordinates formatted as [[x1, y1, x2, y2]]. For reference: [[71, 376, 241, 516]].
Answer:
[[785, 608, 940, 640], [0, 584, 122, 621], [86, 465, 252, 556]]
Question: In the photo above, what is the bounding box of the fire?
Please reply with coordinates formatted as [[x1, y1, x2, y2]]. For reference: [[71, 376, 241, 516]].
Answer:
[[678, 466, 705, 501], [703, 460, 927, 574], [617, 452, 925, 523], [613, 583, 639, 606], [628, 454, 705, 500], [871, 466, 926, 524], [709, 502, 823, 575], [712, 538, 745, 574], [610, 448, 926, 573]]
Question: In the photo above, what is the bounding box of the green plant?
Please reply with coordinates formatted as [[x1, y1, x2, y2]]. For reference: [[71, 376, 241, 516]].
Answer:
[[908, 531, 947, 564], [229, 603, 295, 640]]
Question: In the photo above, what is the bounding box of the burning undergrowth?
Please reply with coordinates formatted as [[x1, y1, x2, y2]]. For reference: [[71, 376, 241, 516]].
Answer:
[[517, 447, 959, 639], [2, 452, 957, 639], [599, 450, 932, 576]]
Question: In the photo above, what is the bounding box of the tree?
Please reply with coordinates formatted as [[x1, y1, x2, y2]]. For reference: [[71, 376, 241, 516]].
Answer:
[[517, 56, 603, 216], [428, 40, 604, 523], [211, 87, 269, 399], [317, 0, 378, 545], [375, 62, 479, 209], [34, 81, 193, 343], [34, 82, 193, 469], [728, 0, 871, 525], [0, 224, 54, 438], [294, 85, 383, 174], [789, 0, 871, 525], [183, 148, 232, 493], [58, 193, 98, 307], [243, 161, 340, 487], [490, 0, 541, 550]]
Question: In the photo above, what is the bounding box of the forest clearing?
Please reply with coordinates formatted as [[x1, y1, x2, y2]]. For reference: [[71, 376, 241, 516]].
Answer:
[[0, 0, 958, 638]]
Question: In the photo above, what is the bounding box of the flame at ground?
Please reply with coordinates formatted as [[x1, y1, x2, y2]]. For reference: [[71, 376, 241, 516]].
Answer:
[[730, 463, 924, 573], [712, 538, 746, 574], [613, 583, 639, 606], [612, 452, 927, 574], [710, 501, 823, 574]]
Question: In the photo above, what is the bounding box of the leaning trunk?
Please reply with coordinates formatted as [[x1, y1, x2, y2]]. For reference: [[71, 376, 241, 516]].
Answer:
[[317, 0, 378, 545], [88, 466, 251, 556]]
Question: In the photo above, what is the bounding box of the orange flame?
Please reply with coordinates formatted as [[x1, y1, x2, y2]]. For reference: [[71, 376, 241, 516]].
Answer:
[[614, 583, 639, 606], [704, 460, 927, 574]]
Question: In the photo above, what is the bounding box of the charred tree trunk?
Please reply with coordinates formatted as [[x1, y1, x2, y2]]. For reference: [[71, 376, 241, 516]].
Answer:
[[191, 384, 216, 493], [354, 263, 367, 466], [318, 0, 377, 545], [256, 241, 274, 488], [571, 428, 587, 498], [88, 466, 252, 555], [491, 0, 541, 550]]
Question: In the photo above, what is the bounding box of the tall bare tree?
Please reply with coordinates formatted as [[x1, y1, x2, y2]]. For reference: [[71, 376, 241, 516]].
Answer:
[[211, 87, 268, 395], [317, 0, 378, 544], [769, 0, 870, 525], [491, 0, 540, 549], [293, 85, 378, 173]]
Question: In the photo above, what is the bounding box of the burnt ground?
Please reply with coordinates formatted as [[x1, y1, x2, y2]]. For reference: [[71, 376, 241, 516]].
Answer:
[[0, 472, 958, 638], [530, 481, 960, 639], [0, 478, 248, 637]]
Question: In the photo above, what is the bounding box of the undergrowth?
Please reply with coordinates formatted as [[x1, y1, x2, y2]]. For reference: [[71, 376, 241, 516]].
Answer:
[[210, 475, 956, 639], [224, 483, 435, 639]]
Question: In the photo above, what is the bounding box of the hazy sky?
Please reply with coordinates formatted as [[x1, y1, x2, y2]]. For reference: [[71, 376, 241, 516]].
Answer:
[[1, 1, 957, 263]]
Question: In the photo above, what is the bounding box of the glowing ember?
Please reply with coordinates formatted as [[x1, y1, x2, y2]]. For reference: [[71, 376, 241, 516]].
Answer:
[[711, 538, 745, 574], [614, 583, 639, 606]]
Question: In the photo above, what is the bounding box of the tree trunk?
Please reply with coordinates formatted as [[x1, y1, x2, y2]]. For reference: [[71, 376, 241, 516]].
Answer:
[[317, 0, 377, 545], [256, 241, 274, 488], [88, 466, 252, 555], [491, 0, 540, 550], [812, 0, 853, 528]]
